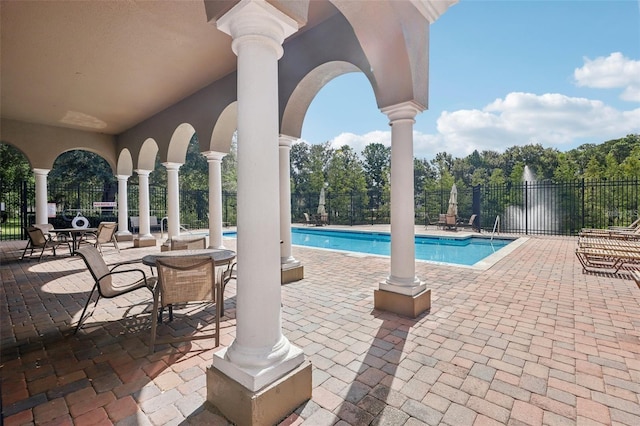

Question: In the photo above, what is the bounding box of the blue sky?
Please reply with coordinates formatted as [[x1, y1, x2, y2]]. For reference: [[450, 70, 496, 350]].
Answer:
[[300, 0, 640, 161]]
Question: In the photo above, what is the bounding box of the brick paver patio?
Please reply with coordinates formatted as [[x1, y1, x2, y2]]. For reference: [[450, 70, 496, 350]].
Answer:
[[1, 227, 639, 425]]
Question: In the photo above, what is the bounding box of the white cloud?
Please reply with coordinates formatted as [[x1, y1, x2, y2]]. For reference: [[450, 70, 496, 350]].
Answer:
[[434, 92, 640, 157], [329, 130, 390, 153], [308, 91, 640, 161], [574, 52, 640, 102]]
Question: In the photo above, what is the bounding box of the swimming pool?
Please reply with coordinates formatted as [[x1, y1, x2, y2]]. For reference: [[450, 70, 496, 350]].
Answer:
[[224, 228, 516, 267]]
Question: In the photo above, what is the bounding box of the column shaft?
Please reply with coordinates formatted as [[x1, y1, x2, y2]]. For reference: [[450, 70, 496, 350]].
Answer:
[[136, 170, 152, 237], [206, 152, 226, 249], [33, 169, 49, 225], [164, 163, 181, 239], [116, 175, 132, 237], [279, 136, 298, 265]]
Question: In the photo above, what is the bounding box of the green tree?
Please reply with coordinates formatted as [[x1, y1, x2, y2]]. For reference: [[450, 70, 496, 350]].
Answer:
[[362, 143, 390, 208], [0, 143, 33, 186], [221, 136, 238, 192], [326, 145, 367, 223]]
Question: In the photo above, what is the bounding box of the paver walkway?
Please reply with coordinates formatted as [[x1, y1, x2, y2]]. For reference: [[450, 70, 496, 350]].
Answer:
[[1, 229, 639, 425]]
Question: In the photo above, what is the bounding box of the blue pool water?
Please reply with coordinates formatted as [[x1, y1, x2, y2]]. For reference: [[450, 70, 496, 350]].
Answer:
[[224, 228, 513, 266]]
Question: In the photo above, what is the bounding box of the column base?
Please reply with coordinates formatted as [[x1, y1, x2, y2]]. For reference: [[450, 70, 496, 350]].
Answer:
[[115, 232, 133, 242], [207, 360, 312, 426], [133, 237, 156, 248], [374, 288, 431, 318], [281, 264, 304, 284]]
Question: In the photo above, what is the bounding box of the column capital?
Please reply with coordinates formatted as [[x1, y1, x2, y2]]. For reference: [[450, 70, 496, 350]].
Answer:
[[162, 162, 182, 172], [116, 174, 130, 181], [32, 168, 50, 176], [279, 134, 297, 148], [216, 0, 298, 59], [203, 151, 227, 162], [134, 169, 152, 177], [381, 100, 424, 123]]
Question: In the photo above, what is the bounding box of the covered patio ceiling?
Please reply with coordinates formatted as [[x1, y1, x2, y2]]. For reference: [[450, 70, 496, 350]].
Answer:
[[0, 0, 338, 135]]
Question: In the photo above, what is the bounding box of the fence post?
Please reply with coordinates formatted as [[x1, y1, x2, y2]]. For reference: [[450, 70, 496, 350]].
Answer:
[[580, 179, 585, 231], [20, 180, 28, 238], [524, 181, 529, 235], [350, 192, 354, 226]]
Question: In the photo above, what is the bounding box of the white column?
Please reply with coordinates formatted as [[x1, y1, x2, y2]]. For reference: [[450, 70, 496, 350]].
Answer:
[[33, 168, 50, 225], [116, 175, 132, 238], [204, 151, 226, 249], [163, 162, 182, 240], [279, 136, 299, 266], [213, 0, 303, 392], [135, 169, 152, 238], [379, 101, 427, 296]]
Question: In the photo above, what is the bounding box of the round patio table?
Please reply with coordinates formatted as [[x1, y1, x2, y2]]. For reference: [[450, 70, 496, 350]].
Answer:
[[142, 248, 236, 268], [52, 227, 98, 255]]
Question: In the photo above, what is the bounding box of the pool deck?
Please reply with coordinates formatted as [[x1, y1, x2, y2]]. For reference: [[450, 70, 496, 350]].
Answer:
[[1, 226, 640, 425]]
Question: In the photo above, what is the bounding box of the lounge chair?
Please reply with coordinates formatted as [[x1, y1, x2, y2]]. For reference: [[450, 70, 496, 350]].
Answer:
[[458, 214, 479, 232], [150, 256, 221, 353], [609, 217, 640, 231], [303, 213, 313, 226], [425, 213, 438, 229], [631, 270, 640, 290], [170, 236, 207, 250], [74, 246, 156, 333], [575, 245, 640, 274], [437, 214, 447, 230], [20, 226, 71, 261]]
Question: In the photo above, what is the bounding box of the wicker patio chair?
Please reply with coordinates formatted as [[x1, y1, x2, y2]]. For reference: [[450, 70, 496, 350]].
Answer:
[[20, 226, 71, 261], [150, 256, 221, 353], [170, 236, 207, 251], [75, 246, 156, 333]]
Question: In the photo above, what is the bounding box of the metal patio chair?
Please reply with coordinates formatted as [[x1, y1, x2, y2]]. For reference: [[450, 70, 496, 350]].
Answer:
[[170, 236, 207, 251], [75, 246, 156, 334], [20, 226, 71, 261], [150, 255, 221, 353], [81, 222, 119, 254]]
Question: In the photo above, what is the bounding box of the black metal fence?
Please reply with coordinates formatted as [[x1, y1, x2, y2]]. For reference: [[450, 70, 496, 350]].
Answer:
[[1, 179, 637, 240]]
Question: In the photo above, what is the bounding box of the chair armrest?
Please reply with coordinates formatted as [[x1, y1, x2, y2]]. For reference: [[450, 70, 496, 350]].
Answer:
[[108, 259, 145, 271], [100, 267, 151, 284]]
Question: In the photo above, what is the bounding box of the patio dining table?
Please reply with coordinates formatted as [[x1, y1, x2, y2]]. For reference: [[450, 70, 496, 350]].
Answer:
[[52, 227, 98, 255], [141, 248, 236, 268]]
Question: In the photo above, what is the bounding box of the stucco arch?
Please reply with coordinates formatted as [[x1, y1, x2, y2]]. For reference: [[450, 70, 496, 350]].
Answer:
[[281, 61, 361, 139], [167, 123, 196, 164], [209, 102, 238, 154], [116, 149, 134, 176], [50, 147, 116, 175], [137, 138, 159, 171], [329, 0, 428, 109]]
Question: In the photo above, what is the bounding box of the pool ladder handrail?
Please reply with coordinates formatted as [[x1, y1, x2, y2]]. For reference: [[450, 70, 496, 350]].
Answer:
[[491, 215, 500, 241], [160, 216, 195, 239]]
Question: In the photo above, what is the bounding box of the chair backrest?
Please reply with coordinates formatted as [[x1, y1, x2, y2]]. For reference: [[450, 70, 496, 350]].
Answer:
[[96, 222, 117, 244], [171, 236, 206, 251], [438, 214, 446, 223], [156, 256, 216, 306], [303, 212, 311, 222], [76, 246, 115, 297], [468, 214, 477, 225], [33, 223, 54, 236], [26, 226, 48, 247], [445, 215, 456, 225]]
